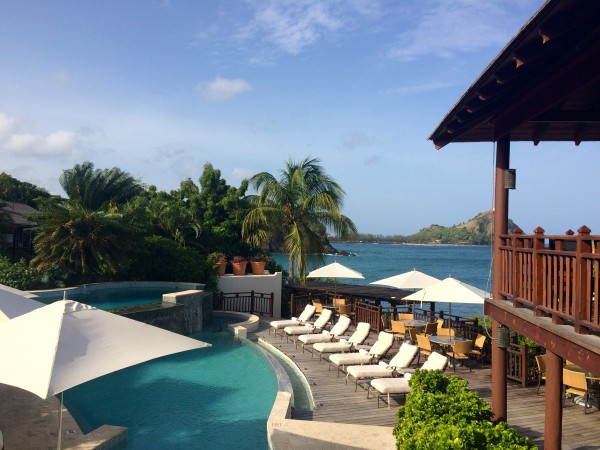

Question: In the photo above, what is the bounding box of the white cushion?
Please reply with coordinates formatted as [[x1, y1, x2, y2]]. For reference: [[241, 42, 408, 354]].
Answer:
[[298, 333, 334, 345], [270, 319, 301, 330], [330, 353, 372, 366], [347, 365, 393, 379], [284, 325, 314, 335], [313, 341, 352, 353], [371, 378, 411, 394]]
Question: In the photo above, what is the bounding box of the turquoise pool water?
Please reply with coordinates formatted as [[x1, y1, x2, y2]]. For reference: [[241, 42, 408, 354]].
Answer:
[[42, 287, 173, 310], [64, 318, 278, 449]]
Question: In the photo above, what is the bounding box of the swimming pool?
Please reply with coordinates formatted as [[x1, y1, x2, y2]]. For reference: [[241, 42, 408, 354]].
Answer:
[[35, 283, 202, 310], [64, 317, 278, 449]]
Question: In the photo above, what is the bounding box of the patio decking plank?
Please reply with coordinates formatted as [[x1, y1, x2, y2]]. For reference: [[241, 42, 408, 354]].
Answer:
[[254, 321, 600, 449]]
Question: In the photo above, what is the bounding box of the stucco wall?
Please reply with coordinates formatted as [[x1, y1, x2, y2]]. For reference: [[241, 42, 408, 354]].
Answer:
[[217, 272, 283, 318]]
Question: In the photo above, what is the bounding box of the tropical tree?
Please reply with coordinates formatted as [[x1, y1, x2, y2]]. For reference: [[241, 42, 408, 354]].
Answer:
[[242, 157, 356, 282], [31, 162, 146, 280]]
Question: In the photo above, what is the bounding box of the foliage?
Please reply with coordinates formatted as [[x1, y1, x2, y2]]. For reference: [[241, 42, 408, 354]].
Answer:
[[242, 156, 356, 282], [0, 257, 45, 290], [207, 252, 227, 264], [394, 370, 535, 449], [251, 253, 270, 262], [0, 172, 51, 207], [120, 236, 217, 289], [31, 162, 146, 280], [232, 255, 247, 263], [343, 210, 519, 246]]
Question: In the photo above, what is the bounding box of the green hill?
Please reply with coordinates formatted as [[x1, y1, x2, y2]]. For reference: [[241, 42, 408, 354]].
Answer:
[[404, 210, 518, 245]]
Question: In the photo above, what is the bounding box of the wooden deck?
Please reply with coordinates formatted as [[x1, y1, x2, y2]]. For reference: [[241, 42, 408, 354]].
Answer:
[[253, 321, 600, 450]]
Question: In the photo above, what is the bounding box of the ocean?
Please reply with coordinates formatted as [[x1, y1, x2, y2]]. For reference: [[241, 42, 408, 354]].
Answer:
[[273, 242, 493, 319]]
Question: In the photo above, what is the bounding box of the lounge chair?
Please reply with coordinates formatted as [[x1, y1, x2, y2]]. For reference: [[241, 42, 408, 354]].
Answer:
[[345, 342, 419, 391], [367, 352, 448, 408], [328, 332, 395, 376], [269, 304, 316, 335], [297, 315, 351, 352], [283, 308, 332, 343], [312, 322, 371, 361]]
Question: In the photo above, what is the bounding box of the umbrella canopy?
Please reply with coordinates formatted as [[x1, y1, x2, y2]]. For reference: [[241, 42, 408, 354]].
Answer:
[[0, 285, 44, 323], [403, 277, 489, 304], [370, 269, 440, 290], [306, 261, 364, 279], [0, 299, 210, 399]]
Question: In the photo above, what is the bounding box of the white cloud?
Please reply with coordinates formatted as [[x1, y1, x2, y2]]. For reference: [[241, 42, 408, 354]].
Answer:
[[0, 112, 81, 157], [387, 0, 522, 61], [0, 112, 16, 139], [231, 167, 255, 182], [341, 131, 376, 150], [195, 76, 252, 102], [241, 0, 381, 55]]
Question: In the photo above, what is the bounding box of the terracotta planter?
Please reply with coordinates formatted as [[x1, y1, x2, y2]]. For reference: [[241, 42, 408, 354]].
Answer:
[[250, 261, 267, 275], [231, 261, 248, 275], [213, 262, 227, 276]]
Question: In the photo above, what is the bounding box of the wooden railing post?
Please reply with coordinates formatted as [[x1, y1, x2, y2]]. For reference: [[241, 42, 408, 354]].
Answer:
[[511, 227, 523, 306], [533, 227, 546, 316], [251, 290, 255, 314], [269, 293, 274, 317], [575, 226, 592, 334], [290, 294, 296, 318]]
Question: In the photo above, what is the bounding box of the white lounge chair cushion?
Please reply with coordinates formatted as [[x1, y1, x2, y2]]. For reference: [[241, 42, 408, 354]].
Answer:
[[347, 364, 394, 379], [270, 319, 302, 330], [370, 377, 411, 395], [313, 341, 352, 353], [387, 342, 419, 368], [284, 324, 315, 335], [298, 333, 334, 345], [270, 304, 316, 329], [330, 352, 373, 366]]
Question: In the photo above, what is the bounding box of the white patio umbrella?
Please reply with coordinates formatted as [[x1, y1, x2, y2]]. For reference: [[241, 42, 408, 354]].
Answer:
[[403, 277, 489, 332], [370, 269, 440, 291], [0, 299, 210, 449], [306, 261, 364, 297], [0, 285, 44, 322]]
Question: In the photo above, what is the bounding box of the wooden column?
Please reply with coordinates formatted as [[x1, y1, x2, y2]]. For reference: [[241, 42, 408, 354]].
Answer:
[[492, 136, 510, 423], [544, 351, 563, 450]]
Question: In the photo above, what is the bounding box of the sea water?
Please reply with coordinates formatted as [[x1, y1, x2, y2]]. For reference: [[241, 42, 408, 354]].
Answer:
[[64, 318, 277, 449], [273, 242, 493, 318]]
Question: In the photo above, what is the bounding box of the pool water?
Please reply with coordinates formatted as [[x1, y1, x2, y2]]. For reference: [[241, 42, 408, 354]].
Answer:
[[43, 287, 173, 310], [64, 318, 278, 449]]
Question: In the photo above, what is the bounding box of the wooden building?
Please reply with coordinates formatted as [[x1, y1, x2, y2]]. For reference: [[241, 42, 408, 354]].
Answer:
[[0, 201, 38, 261], [429, 1, 600, 449]]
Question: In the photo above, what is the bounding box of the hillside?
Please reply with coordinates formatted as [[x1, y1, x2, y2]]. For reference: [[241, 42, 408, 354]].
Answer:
[[341, 210, 518, 246], [404, 210, 518, 245]]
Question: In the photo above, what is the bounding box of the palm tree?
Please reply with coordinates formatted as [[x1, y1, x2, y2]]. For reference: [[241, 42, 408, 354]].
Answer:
[[242, 157, 356, 282], [32, 162, 145, 278]]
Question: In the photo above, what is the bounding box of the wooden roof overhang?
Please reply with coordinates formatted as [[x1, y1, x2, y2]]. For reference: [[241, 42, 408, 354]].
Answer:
[[429, 0, 600, 149]]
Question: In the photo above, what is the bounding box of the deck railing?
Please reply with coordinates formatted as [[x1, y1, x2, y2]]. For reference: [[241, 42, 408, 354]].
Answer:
[[214, 291, 274, 316], [499, 226, 600, 334], [355, 302, 382, 332]]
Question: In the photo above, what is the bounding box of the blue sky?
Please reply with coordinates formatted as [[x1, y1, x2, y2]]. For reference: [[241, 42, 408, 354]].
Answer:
[[1, 0, 598, 236]]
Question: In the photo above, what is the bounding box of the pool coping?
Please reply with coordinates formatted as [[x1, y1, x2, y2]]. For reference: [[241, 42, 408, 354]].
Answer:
[[29, 281, 205, 299]]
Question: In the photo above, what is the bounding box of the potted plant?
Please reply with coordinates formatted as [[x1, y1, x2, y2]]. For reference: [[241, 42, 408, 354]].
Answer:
[[231, 256, 248, 276], [208, 252, 228, 276], [250, 254, 270, 275]]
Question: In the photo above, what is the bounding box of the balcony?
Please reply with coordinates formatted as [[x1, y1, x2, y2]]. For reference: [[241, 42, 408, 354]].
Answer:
[[497, 226, 600, 335]]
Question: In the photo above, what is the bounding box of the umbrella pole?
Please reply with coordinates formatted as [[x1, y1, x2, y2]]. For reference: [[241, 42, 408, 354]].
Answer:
[[57, 392, 63, 450]]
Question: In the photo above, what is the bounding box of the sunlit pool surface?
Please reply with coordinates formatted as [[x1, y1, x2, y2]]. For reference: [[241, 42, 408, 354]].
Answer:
[[64, 318, 278, 449], [42, 287, 173, 310]]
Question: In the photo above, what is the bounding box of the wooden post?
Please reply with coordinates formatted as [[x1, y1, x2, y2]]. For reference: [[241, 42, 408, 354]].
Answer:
[[575, 226, 592, 334], [290, 294, 296, 318], [492, 136, 510, 423], [251, 290, 255, 314], [544, 351, 563, 450], [533, 227, 546, 316]]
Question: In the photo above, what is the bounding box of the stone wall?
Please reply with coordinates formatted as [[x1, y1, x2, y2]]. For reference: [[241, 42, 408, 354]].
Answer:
[[117, 290, 212, 335]]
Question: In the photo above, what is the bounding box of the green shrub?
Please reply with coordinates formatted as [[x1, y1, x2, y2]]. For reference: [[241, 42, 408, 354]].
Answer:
[[393, 370, 534, 449], [0, 257, 45, 290], [120, 236, 217, 289]]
